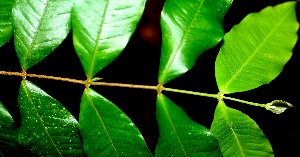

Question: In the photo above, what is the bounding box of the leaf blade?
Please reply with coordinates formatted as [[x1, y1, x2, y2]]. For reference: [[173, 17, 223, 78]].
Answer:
[[18, 80, 84, 156], [210, 101, 273, 157], [158, 0, 233, 84], [0, 101, 19, 156], [215, 1, 299, 94], [79, 88, 153, 157], [72, 0, 146, 79], [13, 0, 73, 71], [0, 0, 14, 47], [155, 94, 223, 157]]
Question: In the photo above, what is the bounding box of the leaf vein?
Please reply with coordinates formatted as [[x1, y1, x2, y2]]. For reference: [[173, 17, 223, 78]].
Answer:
[[220, 8, 293, 93], [22, 81, 63, 157], [160, 0, 205, 84], [86, 89, 119, 156]]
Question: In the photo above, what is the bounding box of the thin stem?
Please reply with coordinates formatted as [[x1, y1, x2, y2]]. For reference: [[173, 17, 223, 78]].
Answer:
[[0, 71, 85, 84], [161, 87, 219, 99], [0, 70, 267, 108], [221, 95, 267, 108], [90, 81, 158, 90]]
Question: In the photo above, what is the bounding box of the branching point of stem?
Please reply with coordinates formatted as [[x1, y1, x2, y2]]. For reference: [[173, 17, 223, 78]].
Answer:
[[0, 70, 293, 114], [156, 83, 163, 95]]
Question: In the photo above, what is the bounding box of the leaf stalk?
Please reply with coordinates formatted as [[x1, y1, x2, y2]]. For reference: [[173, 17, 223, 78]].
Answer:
[[0, 70, 280, 110]]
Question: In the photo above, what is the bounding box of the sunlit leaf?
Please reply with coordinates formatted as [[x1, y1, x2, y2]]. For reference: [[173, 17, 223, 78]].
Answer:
[[0, 101, 19, 156], [13, 0, 73, 71], [0, 0, 14, 47], [18, 80, 84, 156], [72, 0, 146, 79], [210, 101, 273, 157], [156, 94, 223, 156], [215, 1, 299, 94], [79, 88, 153, 157], [158, 0, 233, 84]]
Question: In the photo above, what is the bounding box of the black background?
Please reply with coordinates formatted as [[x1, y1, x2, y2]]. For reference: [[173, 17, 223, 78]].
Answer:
[[0, 0, 299, 156]]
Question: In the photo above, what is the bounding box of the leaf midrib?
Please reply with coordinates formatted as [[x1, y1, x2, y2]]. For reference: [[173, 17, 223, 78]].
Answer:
[[88, 0, 110, 80], [160, 0, 204, 84], [220, 102, 244, 157], [23, 81, 62, 157], [86, 89, 119, 156], [220, 9, 292, 94], [23, 0, 50, 71], [159, 94, 187, 157]]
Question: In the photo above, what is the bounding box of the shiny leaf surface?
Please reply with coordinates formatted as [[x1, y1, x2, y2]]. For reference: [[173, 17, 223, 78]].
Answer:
[[215, 1, 299, 94], [18, 80, 84, 156], [0, 101, 19, 156], [210, 101, 273, 157], [0, 0, 14, 47], [79, 88, 152, 157], [72, 0, 146, 79], [158, 0, 233, 84], [155, 94, 223, 156], [13, 0, 73, 71]]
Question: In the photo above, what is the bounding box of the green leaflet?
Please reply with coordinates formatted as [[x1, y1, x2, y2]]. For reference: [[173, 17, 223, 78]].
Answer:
[[0, 101, 19, 156], [18, 80, 84, 156], [0, 0, 14, 47], [215, 1, 299, 94], [210, 101, 273, 157], [158, 0, 233, 85], [13, 0, 73, 71], [72, 0, 146, 79], [155, 94, 223, 157], [79, 88, 153, 157]]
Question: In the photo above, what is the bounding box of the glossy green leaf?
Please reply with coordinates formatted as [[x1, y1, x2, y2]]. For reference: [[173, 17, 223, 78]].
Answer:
[[210, 101, 273, 157], [156, 94, 223, 156], [72, 0, 146, 79], [0, 101, 19, 156], [79, 88, 152, 157], [13, 0, 73, 71], [215, 1, 299, 94], [0, 0, 14, 47], [158, 0, 233, 84], [18, 80, 84, 156]]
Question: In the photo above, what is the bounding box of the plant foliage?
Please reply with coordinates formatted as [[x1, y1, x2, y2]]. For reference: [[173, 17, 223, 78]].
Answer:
[[0, 0, 299, 156]]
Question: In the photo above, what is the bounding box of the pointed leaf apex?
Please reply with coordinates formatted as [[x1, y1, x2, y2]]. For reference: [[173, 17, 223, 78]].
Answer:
[[266, 100, 294, 114]]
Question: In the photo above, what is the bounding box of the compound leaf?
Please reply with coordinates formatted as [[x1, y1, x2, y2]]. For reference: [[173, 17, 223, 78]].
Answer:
[[13, 0, 73, 71], [155, 94, 223, 156], [0, 0, 14, 47], [0, 101, 19, 156], [72, 0, 146, 79], [158, 0, 233, 84], [210, 101, 273, 157], [18, 80, 84, 156], [79, 88, 153, 157], [215, 1, 299, 94]]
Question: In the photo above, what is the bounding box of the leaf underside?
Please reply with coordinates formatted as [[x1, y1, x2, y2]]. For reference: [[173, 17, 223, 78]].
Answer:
[[18, 80, 84, 156], [79, 88, 153, 157], [13, 0, 73, 71], [158, 0, 233, 84], [210, 101, 274, 157], [155, 94, 223, 157], [0, 0, 14, 47], [72, 0, 146, 79], [215, 1, 299, 94]]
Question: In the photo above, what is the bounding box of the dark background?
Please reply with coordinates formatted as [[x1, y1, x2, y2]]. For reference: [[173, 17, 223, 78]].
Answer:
[[0, 0, 299, 156]]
